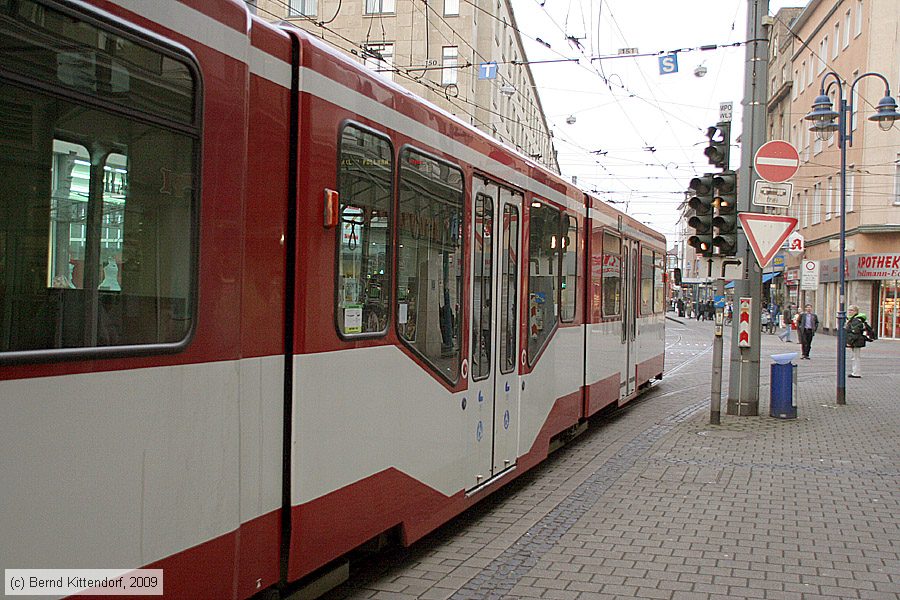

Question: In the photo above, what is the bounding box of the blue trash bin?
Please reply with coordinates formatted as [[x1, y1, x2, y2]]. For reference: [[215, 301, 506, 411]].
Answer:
[[770, 352, 798, 419]]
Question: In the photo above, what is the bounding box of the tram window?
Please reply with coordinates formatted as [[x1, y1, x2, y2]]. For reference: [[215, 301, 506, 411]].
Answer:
[[397, 149, 464, 384], [640, 247, 654, 315], [0, 2, 199, 358], [654, 252, 665, 313], [499, 204, 519, 374], [527, 201, 560, 363], [337, 125, 393, 336], [471, 193, 493, 380], [601, 232, 622, 318], [559, 215, 578, 322], [0, 0, 194, 126]]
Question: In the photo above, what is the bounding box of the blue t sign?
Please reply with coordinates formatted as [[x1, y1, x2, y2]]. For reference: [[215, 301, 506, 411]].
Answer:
[[478, 62, 498, 80], [658, 53, 678, 75]]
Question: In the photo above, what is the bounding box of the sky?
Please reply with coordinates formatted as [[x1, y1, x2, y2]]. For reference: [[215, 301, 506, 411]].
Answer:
[[508, 0, 803, 243]]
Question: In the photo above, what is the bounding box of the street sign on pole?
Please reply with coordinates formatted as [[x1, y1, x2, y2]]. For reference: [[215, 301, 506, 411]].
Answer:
[[738, 213, 798, 268], [752, 180, 793, 208], [800, 259, 819, 290], [738, 298, 752, 348], [754, 140, 800, 183]]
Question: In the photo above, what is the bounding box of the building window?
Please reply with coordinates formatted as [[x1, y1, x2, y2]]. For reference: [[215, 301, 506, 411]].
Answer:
[[833, 22, 840, 58], [792, 70, 799, 100], [365, 0, 395, 15], [444, 0, 459, 15], [843, 10, 851, 48], [363, 43, 394, 81], [441, 46, 458, 86], [895, 155, 900, 205], [397, 149, 464, 383], [802, 190, 809, 228], [855, 0, 863, 36], [847, 167, 856, 212], [812, 182, 822, 224], [799, 62, 806, 90], [851, 71, 859, 131], [336, 125, 393, 337], [826, 176, 834, 220], [818, 37, 827, 73], [289, 0, 317, 17]]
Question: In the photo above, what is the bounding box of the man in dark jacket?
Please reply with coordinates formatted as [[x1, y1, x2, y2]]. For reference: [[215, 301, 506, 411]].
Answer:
[[798, 303, 819, 359], [845, 304, 874, 378]]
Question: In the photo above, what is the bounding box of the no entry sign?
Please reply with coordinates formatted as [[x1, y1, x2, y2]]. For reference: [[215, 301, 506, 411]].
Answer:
[[754, 140, 800, 183]]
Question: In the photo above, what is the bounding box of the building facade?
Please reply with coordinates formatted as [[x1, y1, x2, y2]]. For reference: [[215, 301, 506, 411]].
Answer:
[[251, 0, 559, 173], [775, 0, 900, 339]]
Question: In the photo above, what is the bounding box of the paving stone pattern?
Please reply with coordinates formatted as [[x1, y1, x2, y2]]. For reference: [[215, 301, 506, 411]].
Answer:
[[321, 323, 900, 599]]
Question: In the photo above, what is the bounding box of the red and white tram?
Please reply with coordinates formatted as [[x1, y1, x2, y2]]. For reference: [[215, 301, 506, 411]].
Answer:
[[0, 1, 665, 597]]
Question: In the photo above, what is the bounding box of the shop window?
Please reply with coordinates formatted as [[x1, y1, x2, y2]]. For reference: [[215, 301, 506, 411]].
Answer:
[[0, 0, 199, 358], [527, 201, 560, 362], [397, 149, 464, 383], [337, 125, 393, 336]]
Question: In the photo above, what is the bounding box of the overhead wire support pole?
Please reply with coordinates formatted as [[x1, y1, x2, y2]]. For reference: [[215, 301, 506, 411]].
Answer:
[[726, 0, 770, 416], [804, 71, 900, 406]]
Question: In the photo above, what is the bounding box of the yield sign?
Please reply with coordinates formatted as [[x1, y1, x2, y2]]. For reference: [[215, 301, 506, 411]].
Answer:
[[754, 140, 800, 183], [738, 213, 798, 268]]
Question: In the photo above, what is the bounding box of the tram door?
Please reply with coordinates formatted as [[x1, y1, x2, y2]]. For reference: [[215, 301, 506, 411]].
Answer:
[[470, 179, 522, 489], [621, 239, 638, 398]]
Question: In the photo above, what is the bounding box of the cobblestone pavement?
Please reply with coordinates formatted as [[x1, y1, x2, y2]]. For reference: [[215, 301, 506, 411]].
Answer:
[[320, 321, 900, 599]]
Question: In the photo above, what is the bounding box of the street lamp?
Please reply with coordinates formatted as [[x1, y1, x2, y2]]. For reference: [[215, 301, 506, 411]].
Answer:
[[804, 72, 900, 406]]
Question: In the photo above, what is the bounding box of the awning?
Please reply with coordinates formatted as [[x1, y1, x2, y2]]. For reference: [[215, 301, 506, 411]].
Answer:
[[724, 272, 778, 289]]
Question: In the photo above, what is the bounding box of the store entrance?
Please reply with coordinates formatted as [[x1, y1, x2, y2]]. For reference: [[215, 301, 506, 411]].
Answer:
[[877, 280, 899, 339]]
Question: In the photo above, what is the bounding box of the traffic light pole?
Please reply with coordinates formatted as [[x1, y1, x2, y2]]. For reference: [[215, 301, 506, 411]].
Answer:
[[710, 276, 725, 425], [726, 0, 770, 416]]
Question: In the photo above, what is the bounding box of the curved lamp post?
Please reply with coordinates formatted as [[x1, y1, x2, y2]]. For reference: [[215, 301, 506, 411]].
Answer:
[[803, 72, 900, 405]]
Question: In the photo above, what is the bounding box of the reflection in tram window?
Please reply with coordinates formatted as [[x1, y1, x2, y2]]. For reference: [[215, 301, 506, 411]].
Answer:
[[640, 247, 654, 315], [654, 252, 665, 313], [471, 193, 493, 380], [337, 125, 393, 336], [527, 201, 560, 362], [560, 215, 578, 322], [0, 2, 199, 355], [601, 232, 622, 317], [397, 149, 464, 383], [499, 204, 519, 374]]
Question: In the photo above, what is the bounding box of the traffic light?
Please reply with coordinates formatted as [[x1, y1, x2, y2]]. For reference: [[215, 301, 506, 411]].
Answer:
[[712, 170, 738, 255], [704, 122, 731, 170], [687, 174, 714, 257]]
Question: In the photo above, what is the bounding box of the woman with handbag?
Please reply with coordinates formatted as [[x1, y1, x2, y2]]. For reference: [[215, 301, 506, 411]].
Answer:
[[845, 305, 875, 378]]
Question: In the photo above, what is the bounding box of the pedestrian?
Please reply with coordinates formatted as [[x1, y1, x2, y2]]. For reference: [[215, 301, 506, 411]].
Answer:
[[778, 303, 794, 342], [797, 303, 819, 359], [676, 298, 684, 317], [845, 305, 875, 378]]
